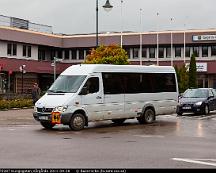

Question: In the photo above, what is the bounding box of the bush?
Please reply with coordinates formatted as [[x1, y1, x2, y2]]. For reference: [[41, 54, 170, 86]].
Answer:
[[0, 99, 33, 110]]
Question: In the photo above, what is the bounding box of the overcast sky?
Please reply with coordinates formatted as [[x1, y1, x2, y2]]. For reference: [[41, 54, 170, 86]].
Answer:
[[0, 0, 216, 34]]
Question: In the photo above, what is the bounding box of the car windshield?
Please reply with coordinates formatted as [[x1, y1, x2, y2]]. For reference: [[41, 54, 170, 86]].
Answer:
[[183, 89, 208, 98], [48, 75, 86, 93]]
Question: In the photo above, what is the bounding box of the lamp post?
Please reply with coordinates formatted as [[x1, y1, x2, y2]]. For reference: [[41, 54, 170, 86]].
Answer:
[[52, 57, 62, 82], [120, 0, 123, 48], [170, 17, 174, 66], [139, 8, 143, 66], [156, 12, 159, 66], [19, 65, 26, 93], [96, 0, 113, 47]]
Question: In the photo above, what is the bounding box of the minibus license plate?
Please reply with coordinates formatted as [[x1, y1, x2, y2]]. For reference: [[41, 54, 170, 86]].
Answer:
[[39, 116, 48, 120]]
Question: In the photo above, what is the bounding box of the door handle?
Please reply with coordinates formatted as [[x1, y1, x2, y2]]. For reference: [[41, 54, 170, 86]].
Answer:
[[96, 96, 102, 99]]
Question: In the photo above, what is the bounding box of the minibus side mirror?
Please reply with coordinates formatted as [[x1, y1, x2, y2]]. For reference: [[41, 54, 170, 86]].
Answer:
[[79, 87, 88, 95]]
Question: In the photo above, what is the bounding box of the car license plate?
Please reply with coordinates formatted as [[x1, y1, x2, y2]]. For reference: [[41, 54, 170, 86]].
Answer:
[[182, 106, 191, 110], [39, 116, 48, 120]]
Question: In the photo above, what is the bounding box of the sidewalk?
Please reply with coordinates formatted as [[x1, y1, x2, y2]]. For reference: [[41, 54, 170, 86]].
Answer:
[[0, 108, 37, 125]]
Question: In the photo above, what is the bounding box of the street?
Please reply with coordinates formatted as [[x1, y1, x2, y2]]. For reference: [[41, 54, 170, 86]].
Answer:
[[0, 109, 216, 168]]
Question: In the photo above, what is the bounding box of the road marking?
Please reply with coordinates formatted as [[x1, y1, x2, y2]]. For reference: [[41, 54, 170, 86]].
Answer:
[[172, 158, 216, 167], [134, 135, 164, 138]]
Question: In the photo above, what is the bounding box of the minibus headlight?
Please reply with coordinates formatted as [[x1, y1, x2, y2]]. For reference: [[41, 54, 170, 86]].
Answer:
[[34, 106, 37, 112], [54, 106, 68, 113]]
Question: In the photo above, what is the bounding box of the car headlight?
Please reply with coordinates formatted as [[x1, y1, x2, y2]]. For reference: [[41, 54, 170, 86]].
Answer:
[[194, 101, 203, 106], [53, 106, 68, 113]]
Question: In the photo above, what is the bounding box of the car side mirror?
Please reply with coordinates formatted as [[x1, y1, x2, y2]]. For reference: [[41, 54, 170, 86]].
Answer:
[[79, 87, 88, 95]]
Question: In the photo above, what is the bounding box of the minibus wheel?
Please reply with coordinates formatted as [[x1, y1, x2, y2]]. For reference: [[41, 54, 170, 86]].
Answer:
[[138, 108, 155, 124], [40, 121, 55, 129], [69, 113, 85, 131]]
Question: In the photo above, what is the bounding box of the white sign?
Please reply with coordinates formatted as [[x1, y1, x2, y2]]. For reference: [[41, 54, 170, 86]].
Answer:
[[193, 35, 216, 41], [185, 63, 207, 72]]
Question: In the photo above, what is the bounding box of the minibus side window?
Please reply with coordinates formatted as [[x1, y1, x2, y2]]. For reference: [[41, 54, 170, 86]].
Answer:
[[83, 77, 99, 94]]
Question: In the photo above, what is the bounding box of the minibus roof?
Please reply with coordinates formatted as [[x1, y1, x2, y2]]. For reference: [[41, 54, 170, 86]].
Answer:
[[61, 64, 176, 75]]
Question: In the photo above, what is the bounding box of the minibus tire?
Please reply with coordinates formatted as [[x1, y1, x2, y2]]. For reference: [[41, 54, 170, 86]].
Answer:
[[40, 121, 55, 129], [112, 118, 126, 125], [138, 108, 155, 124], [69, 113, 85, 131]]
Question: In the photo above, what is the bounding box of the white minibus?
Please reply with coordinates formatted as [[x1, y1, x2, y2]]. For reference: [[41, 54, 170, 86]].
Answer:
[[33, 64, 179, 130]]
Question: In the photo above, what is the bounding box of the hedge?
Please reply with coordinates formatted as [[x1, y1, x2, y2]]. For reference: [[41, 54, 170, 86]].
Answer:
[[0, 99, 33, 110]]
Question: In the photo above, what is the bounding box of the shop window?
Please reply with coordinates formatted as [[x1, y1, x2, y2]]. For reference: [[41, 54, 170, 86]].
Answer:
[[211, 46, 216, 56], [132, 48, 139, 59], [71, 50, 77, 60], [64, 50, 69, 60], [149, 48, 155, 58], [166, 47, 171, 58], [175, 47, 181, 58], [159, 48, 164, 58], [192, 47, 199, 57], [202, 46, 208, 57], [185, 47, 190, 57]]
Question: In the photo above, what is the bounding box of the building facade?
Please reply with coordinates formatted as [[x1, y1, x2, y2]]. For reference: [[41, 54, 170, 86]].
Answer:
[[1, 17, 216, 93]]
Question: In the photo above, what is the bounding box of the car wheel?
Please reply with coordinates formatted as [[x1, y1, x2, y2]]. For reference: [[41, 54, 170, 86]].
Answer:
[[69, 113, 85, 131], [177, 112, 183, 116], [203, 105, 209, 115], [112, 118, 126, 125], [137, 108, 155, 124], [40, 121, 55, 129]]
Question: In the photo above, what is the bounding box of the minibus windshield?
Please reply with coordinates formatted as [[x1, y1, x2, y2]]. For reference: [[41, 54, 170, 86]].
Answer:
[[48, 75, 86, 93]]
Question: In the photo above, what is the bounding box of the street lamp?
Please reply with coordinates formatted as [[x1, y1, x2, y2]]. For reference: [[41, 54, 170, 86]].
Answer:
[[19, 64, 26, 93], [96, 0, 113, 47], [52, 57, 62, 82]]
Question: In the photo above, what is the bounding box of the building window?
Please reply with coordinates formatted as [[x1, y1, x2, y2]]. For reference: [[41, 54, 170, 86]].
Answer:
[[78, 50, 84, 60], [7, 43, 12, 55], [12, 44, 17, 56], [124, 48, 131, 59], [166, 47, 171, 58], [149, 48, 155, 58], [175, 47, 181, 57], [132, 48, 139, 59], [202, 46, 208, 57], [7, 43, 17, 56], [71, 50, 77, 59], [159, 48, 164, 58], [23, 45, 31, 57], [192, 47, 199, 57], [185, 47, 190, 57], [142, 48, 147, 58], [23, 45, 26, 57], [211, 46, 216, 56], [38, 49, 45, 60], [64, 50, 69, 60]]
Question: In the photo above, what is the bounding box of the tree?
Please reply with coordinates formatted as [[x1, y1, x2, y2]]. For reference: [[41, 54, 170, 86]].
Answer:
[[84, 45, 129, 65], [188, 53, 197, 88], [174, 64, 189, 93]]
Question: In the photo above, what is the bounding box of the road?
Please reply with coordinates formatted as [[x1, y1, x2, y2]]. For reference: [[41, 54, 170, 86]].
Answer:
[[0, 109, 216, 169]]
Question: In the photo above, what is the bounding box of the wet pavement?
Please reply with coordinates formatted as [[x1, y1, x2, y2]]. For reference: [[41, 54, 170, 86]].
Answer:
[[1, 109, 216, 168]]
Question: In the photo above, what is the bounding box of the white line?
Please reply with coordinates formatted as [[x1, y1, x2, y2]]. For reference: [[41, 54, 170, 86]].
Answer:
[[172, 158, 216, 167], [134, 135, 164, 138]]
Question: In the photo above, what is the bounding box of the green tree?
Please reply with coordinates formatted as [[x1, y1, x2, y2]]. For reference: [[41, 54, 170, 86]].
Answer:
[[84, 45, 129, 65], [174, 64, 189, 93], [188, 53, 197, 88]]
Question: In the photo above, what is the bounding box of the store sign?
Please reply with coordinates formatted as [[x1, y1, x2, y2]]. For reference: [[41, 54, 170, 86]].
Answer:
[[193, 35, 216, 41], [185, 63, 207, 72]]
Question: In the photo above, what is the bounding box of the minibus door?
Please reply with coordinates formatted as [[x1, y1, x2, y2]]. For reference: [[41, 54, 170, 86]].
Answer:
[[79, 75, 104, 121]]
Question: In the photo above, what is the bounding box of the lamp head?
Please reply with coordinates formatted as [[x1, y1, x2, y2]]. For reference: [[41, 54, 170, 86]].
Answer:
[[103, 0, 113, 12]]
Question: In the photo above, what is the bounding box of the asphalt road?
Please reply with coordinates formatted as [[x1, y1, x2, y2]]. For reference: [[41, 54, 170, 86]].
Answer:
[[0, 109, 216, 169]]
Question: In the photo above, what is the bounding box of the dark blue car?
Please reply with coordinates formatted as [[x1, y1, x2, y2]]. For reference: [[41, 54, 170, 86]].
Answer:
[[176, 88, 216, 116]]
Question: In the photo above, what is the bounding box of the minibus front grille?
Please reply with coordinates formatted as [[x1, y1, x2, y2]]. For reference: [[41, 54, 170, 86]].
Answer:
[[37, 107, 53, 113]]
